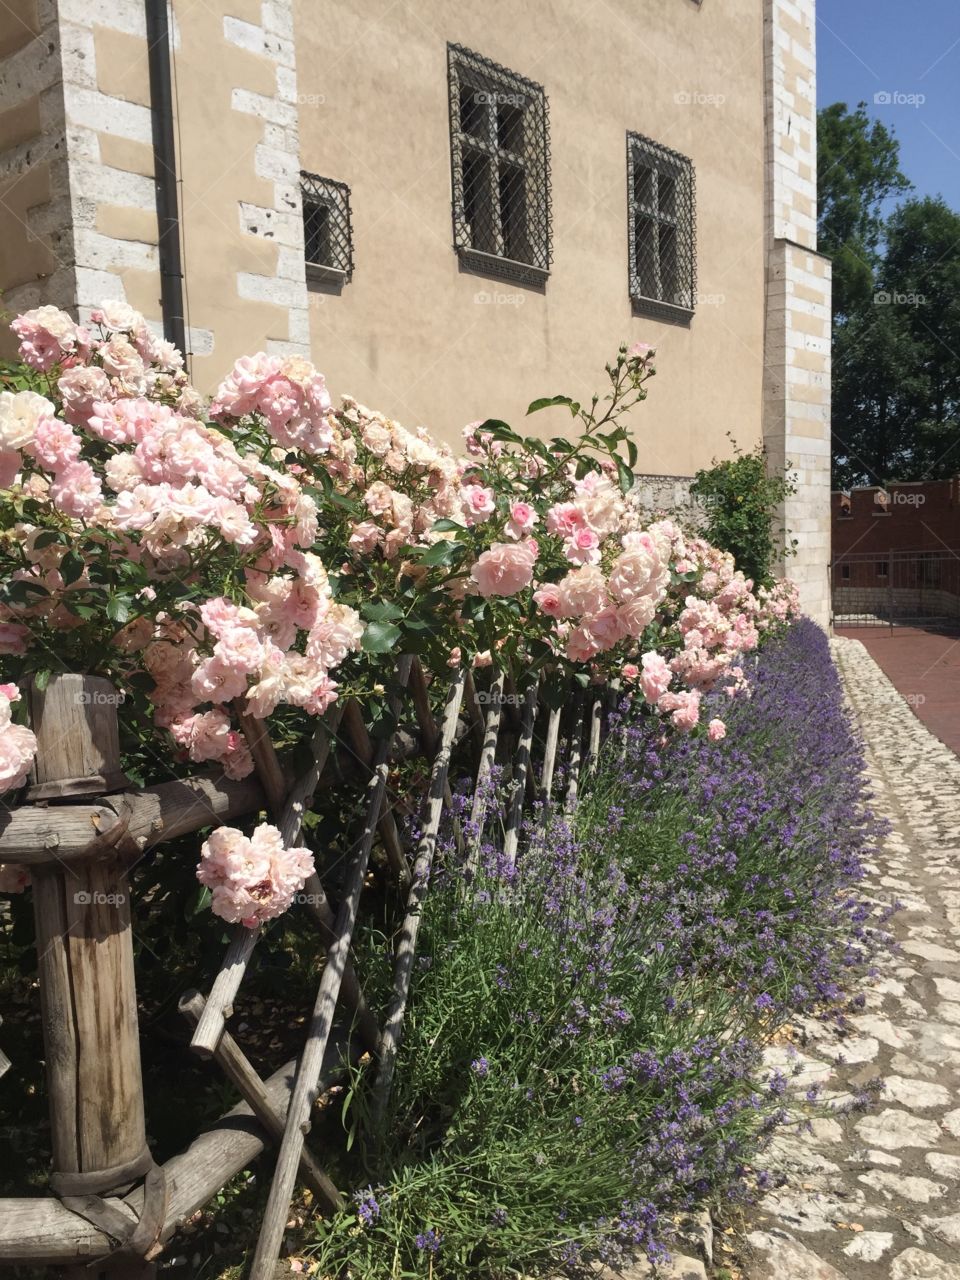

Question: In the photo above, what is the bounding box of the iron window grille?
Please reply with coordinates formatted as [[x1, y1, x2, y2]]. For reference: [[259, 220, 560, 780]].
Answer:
[[627, 132, 696, 319], [300, 171, 354, 284], [447, 43, 551, 287]]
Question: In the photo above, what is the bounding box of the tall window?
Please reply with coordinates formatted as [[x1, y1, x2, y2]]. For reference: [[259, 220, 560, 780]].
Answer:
[[627, 132, 696, 318], [447, 44, 551, 285], [300, 172, 354, 283]]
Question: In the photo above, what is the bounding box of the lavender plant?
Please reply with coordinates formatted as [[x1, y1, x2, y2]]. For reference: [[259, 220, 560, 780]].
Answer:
[[308, 621, 887, 1278]]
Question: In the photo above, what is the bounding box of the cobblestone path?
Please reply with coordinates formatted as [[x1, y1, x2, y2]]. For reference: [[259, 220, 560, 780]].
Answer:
[[744, 637, 960, 1280]]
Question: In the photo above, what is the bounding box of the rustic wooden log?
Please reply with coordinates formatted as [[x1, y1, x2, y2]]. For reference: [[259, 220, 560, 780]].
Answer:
[[26, 675, 131, 800], [0, 1030, 355, 1265], [0, 773, 266, 867], [564, 689, 586, 814], [502, 679, 538, 867], [179, 992, 342, 1213], [341, 698, 410, 888], [408, 658, 464, 859], [462, 669, 487, 754], [25, 671, 151, 1280], [464, 670, 505, 873], [247, 658, 412, 1280], [236, 709, 288, 814], [584, 692, 603, 776], [368, 671, 465, 1127], [539, 704, 562, 814]]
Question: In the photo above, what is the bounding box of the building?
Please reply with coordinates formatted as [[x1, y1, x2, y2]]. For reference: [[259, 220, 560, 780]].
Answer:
[[832, 479, 960, 625], [0, 0, 832, 622]]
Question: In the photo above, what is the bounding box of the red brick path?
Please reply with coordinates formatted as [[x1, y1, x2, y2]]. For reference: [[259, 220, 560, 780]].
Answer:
[[835, 625, 960, 757]]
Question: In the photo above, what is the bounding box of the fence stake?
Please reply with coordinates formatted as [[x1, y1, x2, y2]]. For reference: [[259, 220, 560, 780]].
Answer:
[[28, 675, 157, 1276], [247, 658, 412, 1280], [368, 671, 465, 1127]]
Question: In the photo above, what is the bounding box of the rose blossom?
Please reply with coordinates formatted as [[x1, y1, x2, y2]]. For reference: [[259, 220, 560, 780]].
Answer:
[[708, 718, 727, 741], [460, 483, 496, 525], [506, 501, 538, 539], [197, 823, 315, 927], [470, 538, 537, 597], [563, 526, 601, 566], [639, 651, 671, 704], [0, 390, 56, 451]]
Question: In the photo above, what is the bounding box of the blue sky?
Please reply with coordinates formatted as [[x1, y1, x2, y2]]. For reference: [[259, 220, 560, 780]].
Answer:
[[817, 0, 960, 211]]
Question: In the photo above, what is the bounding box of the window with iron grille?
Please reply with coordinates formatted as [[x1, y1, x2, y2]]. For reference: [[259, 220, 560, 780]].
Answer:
[[300, 171, 354, 284], [627, 133, 696, 319], [447, 43, 551, 286]]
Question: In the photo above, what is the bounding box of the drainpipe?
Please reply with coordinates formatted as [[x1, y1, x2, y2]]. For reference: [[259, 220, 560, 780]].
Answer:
[[145, 0, 187, 357]]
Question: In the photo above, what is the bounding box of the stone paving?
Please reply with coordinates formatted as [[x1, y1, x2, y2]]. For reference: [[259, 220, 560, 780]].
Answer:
[[744, 637, 960, 1280]]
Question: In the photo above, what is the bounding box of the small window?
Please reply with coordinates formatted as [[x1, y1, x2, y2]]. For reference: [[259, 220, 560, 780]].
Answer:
[[300, 172, 353, 283], [627, 132, 696, 319], [841, 564, 851, 580], [447, 43, 551, 286], [876, 561, 889, 578]]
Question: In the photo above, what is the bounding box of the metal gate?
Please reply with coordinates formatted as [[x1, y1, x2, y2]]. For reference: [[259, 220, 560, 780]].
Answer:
[[831, 549, 960, 629]]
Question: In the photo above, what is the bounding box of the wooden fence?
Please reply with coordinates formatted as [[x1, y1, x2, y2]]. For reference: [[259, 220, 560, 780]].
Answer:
[[0, 662, 613, 1278]]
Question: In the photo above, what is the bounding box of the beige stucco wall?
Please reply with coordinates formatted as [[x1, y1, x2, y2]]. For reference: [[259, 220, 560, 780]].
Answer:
[[293, 0, 767, 467]]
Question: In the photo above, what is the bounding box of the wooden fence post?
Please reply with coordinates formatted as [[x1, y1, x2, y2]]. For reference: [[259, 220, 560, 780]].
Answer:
[[27, 675, 154, 1276]]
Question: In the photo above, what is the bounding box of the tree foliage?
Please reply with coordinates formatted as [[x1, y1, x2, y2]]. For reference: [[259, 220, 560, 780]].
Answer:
[[820, 104, 960, 486]]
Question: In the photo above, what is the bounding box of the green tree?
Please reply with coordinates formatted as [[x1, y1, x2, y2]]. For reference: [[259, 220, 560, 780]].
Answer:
[[817, 102, 910, 319], [831, 197, 960, 486]]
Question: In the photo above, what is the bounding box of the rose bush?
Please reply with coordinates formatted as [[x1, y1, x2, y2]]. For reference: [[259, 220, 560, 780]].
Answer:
[[0, 302, 800, 917]]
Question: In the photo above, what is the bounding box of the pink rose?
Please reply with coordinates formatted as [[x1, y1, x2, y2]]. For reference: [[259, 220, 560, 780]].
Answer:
[[533, 583, 564, 617], [546, 502, 587, 538], [564, 526, 601, 566], [470, 539, 537, 598], [639, 651, 671, 704], [461, 483, 496, 525], [506, 501, 538, 539], [708, 718, 727, 741]]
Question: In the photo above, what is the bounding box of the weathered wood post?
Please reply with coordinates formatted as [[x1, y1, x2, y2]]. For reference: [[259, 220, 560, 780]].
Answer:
[[27, 675, 158, 1277]]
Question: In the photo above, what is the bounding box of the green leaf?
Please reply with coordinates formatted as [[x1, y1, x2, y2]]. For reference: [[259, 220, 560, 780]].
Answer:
[[33, 668, 52, 693], [431, 518, 465, 533], [106, 595, 131, 624], [361, 600, 404, 623], [417, 539, 462, 567], [616, 458, 634, 494], [626, 438, 638, 469], [361, 621, 402, 653], [60, 550, 85, 585], [477, 418, 522, 443], [31, 530, 64, 549], [527, 395, 579, 416]]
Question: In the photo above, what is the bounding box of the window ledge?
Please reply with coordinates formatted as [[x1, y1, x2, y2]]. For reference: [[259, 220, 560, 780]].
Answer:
[[456, 247, 548, 289], [630, 294, 694, 326], [306, 262, 350, 289]]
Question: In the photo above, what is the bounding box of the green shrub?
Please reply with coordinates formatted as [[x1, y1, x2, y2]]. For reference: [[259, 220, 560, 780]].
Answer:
[[690, 441, 797, 588]]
